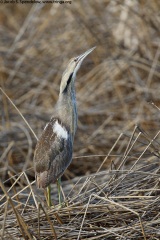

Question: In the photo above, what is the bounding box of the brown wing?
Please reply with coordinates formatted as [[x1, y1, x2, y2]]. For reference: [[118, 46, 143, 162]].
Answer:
[[34, 120, 72, 188]]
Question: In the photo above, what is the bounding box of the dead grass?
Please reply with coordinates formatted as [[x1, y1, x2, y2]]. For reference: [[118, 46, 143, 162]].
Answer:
[[0, 0, 160, 239]]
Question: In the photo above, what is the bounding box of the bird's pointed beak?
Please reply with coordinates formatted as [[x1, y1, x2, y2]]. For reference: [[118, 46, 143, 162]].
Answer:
[[76, 46, 96, 64], [71, 46, 96, 79]]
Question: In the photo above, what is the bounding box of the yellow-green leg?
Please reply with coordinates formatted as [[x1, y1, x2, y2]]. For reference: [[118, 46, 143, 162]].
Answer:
[[57, 177, 63, 206], [47, 185, 52, 207], [46, 179, 62, 207]]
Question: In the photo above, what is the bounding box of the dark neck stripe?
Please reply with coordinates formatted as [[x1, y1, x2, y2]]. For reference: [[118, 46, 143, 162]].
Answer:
[[63, 72, 73, 93]]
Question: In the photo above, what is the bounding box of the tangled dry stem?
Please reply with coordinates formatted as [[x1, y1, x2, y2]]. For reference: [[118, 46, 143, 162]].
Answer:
[[0, 1, 160, 239]]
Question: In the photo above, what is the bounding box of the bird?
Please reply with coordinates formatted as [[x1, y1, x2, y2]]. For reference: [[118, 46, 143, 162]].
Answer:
[[33, 47, 95, 203]]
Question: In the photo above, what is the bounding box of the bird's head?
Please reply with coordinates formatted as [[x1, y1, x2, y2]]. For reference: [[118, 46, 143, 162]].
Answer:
[[60, 47, 96, 94]]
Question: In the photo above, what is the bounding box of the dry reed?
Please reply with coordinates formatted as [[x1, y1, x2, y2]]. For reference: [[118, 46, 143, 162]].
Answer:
[[0, 1, 160, 239]]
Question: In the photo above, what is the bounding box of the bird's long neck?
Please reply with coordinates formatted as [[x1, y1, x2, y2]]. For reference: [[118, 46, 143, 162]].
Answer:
[[55, 82, 77, 140]]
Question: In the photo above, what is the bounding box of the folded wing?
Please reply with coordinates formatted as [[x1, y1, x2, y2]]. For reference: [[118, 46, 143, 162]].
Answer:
[[34, 118, 72, 188]]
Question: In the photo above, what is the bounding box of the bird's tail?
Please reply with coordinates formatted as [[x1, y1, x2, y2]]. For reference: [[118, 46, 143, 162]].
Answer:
[[36, 171, 48, 188]]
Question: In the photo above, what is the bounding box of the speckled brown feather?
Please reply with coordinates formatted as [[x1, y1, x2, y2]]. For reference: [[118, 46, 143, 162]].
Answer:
[[34, 118, 72, 188]]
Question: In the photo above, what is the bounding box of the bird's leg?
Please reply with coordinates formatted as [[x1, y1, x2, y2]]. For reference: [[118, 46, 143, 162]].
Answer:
[[46, 185, 52, 207], [57, 177, 63, 206]]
